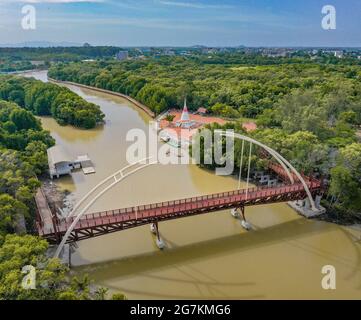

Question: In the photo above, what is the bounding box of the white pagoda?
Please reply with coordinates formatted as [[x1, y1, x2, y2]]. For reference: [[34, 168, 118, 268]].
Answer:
[[180, 98, 190, 122], [176, 98, 194, 128]]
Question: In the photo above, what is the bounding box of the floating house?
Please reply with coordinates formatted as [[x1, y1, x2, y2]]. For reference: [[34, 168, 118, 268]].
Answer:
[[47, 146, 74, 179], [47, 146, 95, 179]]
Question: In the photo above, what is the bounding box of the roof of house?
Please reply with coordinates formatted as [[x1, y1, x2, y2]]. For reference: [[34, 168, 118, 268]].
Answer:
[[242, 122, 257, 132], [197, 107, 208, 113], [47, 145, 72, 165]]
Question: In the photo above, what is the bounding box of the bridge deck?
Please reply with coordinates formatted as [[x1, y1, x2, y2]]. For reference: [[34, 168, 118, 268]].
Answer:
[[37, 180, 321, 243], [35, 188, 56, 235]]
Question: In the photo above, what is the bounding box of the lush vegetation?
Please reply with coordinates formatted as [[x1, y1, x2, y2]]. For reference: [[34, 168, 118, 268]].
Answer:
[[0, 233, 127, 300], [0, 99, 124, 299], [0, 100, 54, 234], [0, 75, 104, 128], [49, 57, 361, 118], [194, 86, 361, 220], [0, 59, 37, 73]]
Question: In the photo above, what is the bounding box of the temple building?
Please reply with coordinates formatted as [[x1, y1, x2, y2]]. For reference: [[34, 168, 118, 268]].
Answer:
[[175, 99, 196, 129], [158, 97, 257, 147]]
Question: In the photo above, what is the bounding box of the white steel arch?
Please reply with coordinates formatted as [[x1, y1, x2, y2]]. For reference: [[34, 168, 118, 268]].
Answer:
[[54, 158, 158, 258], [66, 157, 153, 220], [218, 130, 317, 210]]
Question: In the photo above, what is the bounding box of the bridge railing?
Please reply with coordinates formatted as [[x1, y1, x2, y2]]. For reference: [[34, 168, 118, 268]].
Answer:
[[58, 181, 322, 231]]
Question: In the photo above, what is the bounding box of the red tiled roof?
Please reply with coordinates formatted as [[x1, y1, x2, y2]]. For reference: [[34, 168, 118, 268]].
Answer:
[[159, 110, 257, 141], [242, 122, 257, 132], [197, 107, 208, 113]]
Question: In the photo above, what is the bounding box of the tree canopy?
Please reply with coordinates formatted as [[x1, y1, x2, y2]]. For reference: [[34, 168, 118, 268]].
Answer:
[[0, 75, 104, 129]]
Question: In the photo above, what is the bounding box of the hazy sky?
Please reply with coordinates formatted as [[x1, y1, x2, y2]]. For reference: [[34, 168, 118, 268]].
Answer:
[[0, 0, 360, 46]]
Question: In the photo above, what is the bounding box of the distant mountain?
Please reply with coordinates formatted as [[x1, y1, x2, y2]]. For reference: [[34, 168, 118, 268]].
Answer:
[[0, 41, 82, 48]]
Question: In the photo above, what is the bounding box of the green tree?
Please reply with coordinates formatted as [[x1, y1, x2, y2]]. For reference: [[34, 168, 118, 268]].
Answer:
[[0, 194, 28, 235], [10, 109, 40, 131], [165, 114, 175, 124]]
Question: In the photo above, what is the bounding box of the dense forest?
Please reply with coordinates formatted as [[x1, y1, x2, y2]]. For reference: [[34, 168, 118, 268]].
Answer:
[[49, 57, 361, 220], [0, 75, 104, 129], [0, 59, 37, 73], [48, 57, 361, 118], [0, 100, 76, 299]]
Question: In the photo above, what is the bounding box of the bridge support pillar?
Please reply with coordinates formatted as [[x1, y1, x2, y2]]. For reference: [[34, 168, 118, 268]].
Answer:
[[240, 207, 252, 231], [231, 208, 239, 218], [152, 221, 165, 250], [150, 223, 157, 234]]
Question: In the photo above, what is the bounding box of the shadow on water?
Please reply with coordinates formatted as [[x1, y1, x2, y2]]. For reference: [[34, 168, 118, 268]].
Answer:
[[72, 217, 361, 298], [75, 219, 332, 275]]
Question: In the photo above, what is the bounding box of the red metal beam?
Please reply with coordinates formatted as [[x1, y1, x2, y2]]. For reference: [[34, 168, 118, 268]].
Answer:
[[38, 181, 322, 244]]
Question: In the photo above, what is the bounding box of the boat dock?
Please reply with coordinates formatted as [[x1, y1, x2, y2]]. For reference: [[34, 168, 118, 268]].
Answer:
[[74, 155, 96, 175], [35, 188, 57, 235]]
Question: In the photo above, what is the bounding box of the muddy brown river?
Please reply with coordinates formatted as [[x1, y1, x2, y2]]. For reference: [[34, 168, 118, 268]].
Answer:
[[24, 71, 361, 299]]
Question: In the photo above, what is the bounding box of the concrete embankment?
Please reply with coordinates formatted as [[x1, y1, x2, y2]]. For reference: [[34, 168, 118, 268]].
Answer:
[[48, 77, 155, 118]]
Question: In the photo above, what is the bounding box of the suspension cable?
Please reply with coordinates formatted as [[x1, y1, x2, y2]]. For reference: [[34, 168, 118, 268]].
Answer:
[[238, 139, 245, 190], [245, 142, 253, 200]]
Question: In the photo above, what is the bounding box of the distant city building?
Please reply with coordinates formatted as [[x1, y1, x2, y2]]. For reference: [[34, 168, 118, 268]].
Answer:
[[116, 50, 129, 61], [261, 48, 289, 58], [334, 51, 344, 58], [164, 49, 175, 56]]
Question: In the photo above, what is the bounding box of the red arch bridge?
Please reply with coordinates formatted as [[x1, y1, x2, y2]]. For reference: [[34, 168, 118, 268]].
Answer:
[[36, 166, 323, 245]]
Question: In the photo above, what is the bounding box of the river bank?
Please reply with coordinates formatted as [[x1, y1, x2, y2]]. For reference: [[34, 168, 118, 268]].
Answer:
[[318, 205, 361, 226], [48, 77, 155, 118], [0, 67, 46, 75]]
